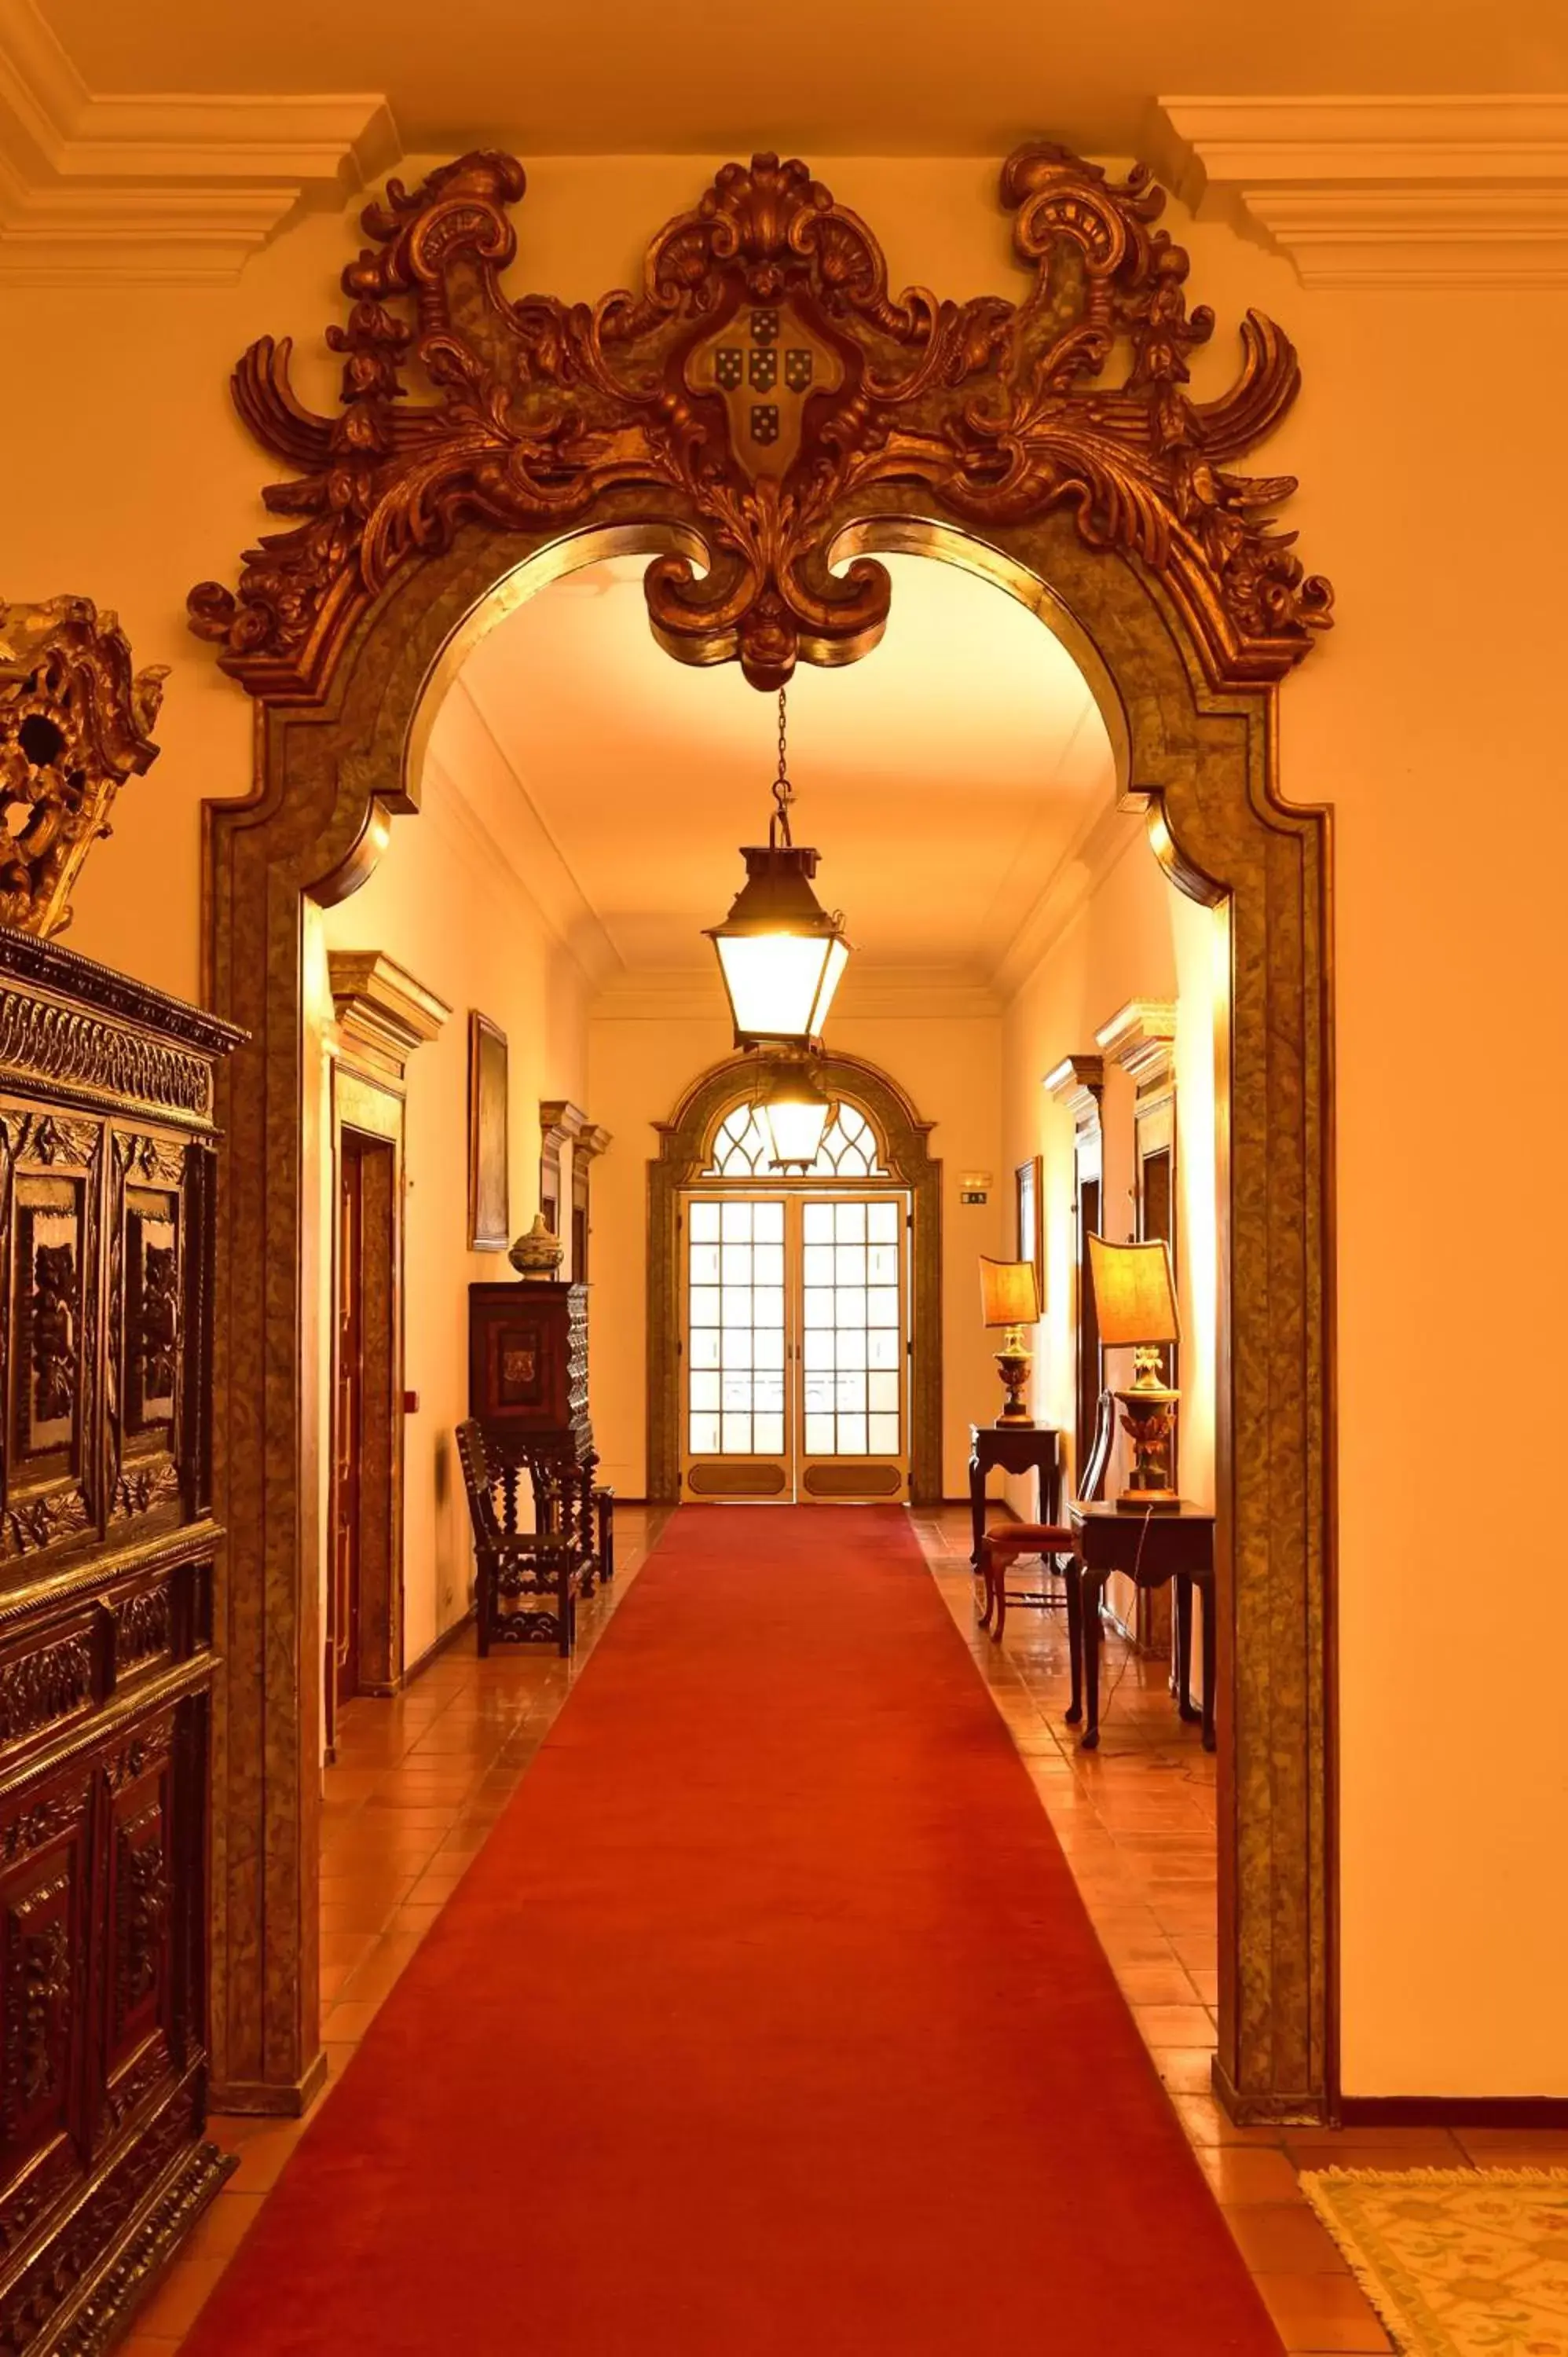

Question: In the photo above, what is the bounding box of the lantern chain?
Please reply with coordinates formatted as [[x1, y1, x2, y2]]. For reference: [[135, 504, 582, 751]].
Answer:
[[768, 685, 795, 848]]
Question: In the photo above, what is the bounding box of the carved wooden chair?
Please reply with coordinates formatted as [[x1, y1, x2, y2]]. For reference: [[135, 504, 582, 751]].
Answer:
[[456, 1419, 582, 1658], [593, 1483, 615, 1585], [522, 1452, 614, 1595], [977, 1388, 1116, 1648]]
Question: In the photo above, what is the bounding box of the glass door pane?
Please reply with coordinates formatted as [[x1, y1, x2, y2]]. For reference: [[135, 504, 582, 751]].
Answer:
[[681, 1195, 791, 1499], [797, 1193, 908, 1502]]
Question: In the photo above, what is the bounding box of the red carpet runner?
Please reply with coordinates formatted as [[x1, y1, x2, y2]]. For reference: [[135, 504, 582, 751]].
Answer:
[[184, 1508, 1281, 2354]]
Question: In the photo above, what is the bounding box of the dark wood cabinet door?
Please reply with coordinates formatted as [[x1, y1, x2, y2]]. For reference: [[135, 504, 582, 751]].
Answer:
[[0, 1758, 93, 2256]]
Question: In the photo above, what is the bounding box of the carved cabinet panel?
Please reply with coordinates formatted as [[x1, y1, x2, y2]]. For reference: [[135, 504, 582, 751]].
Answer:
[[0, 921, 238, 2355], [0, 1764, 91, 2269], [468, 1281, 591, 1452], [1, 1114, 101, 1567]]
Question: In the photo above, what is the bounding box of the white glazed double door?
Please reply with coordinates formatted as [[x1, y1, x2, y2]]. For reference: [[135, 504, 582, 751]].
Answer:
[[680, 1191, 910, 1503]]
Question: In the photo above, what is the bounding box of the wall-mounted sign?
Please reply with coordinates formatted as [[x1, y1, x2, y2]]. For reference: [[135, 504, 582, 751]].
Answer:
[[959, 1168, 992, 1207]]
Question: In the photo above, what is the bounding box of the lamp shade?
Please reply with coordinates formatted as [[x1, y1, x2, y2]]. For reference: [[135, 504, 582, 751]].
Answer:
[[706, 843, 850, 1048], [1086, 1233, 1180, 1348], [979, 1256, 1040, 1329], [757, 1069, 833, 1170]]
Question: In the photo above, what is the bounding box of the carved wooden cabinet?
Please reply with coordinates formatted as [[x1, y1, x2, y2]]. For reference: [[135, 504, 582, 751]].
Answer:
[[467, 1281, 590, 1453], [0, 922, 240, 2354]]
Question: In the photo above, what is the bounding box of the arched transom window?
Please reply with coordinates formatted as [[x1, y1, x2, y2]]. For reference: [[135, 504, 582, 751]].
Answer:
[[704, 1098, 888, 1181]]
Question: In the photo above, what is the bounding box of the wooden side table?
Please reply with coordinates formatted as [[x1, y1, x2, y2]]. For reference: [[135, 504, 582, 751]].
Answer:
[[969, 1424, 1061, 1567], [1067, 1501, 1215, 1752]]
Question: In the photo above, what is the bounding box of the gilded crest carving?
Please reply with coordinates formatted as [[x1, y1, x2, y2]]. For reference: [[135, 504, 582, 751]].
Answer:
[[189, 143, 1331, 697], [0, 599, 165, 938]]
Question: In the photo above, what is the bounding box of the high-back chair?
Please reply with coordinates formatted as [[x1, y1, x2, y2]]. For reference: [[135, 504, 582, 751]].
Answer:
[[976, 1388, 1116, 1645], [455, 1417, 582, 1658]]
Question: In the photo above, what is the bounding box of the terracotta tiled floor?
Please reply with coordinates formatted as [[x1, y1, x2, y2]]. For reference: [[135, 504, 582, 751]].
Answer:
[[121, 1503, 1564, 2355], [914, 1505, 1568, 2354]]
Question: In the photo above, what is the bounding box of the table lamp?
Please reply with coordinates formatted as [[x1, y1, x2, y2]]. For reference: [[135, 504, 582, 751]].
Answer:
[[1086, 1233, 1181, 1511], [979, 1256, 1040, 1428]]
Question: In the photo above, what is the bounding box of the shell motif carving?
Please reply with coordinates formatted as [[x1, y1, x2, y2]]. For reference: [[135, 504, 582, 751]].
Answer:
[[0, 599, 165, 938], [188, 143, 1332, 699]]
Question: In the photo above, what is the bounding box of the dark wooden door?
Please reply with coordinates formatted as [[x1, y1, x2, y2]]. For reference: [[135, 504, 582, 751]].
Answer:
[[1075, 1171, 1104, 1497], [332, 1135, 368, 1723]]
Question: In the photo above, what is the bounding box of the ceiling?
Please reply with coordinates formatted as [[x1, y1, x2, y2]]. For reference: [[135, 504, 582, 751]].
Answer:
[[436, 552, 1117, 995], [36, 0, 1567, 157]]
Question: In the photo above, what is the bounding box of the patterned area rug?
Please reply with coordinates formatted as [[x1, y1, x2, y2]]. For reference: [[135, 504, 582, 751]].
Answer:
[[1302, 2169, 1568, 2355]]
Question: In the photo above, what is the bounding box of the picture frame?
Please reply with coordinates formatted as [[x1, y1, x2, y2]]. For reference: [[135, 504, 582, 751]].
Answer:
[[1015, 1154, 1044, 1311], [467, 1012, 510, 1251]]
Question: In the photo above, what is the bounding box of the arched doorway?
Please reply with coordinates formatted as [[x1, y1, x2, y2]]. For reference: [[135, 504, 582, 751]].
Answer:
[[649, 1050, 943, 1506], [190, 143, 1334, 2126]]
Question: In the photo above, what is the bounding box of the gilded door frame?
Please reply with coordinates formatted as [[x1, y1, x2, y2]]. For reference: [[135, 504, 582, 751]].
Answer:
[[650, 1050, 941, 1507], [192, 145, 1335, 2130]]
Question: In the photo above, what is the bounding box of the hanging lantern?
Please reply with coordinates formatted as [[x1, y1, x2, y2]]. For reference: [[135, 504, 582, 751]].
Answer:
[[705, 687, 851, 1050], [757, 1063, 835, 1172]]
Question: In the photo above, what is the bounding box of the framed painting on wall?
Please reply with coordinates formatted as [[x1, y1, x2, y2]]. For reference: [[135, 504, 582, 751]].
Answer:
[[467, 1013, 510, 1250], [1015, 1154, 1044, 1310]]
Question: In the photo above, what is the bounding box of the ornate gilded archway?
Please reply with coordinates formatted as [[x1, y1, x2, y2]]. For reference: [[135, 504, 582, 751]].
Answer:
[[648, 1050, 943, 1507], [190, 144, 1335, 2128]]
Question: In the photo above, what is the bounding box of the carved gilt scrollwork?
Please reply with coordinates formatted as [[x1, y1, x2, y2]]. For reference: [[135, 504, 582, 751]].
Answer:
[[0, 600, 165, 940], [189, 143, 1332, 698], [0, 994, 211, 1122]]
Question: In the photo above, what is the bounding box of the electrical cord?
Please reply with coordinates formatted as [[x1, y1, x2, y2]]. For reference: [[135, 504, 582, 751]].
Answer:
[[1092, 1502, 1155, 1736]]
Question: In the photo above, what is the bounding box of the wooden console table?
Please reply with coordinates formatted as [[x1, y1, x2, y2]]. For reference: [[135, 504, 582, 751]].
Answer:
[[1068, 1501, 1215, 1752], [968, 1423, 1061, 1567]]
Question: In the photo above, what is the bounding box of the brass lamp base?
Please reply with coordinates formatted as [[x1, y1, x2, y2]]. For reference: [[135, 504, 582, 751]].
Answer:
[[992, 1332, 1034, 1426], [1113, 1380, 1179, 1510]]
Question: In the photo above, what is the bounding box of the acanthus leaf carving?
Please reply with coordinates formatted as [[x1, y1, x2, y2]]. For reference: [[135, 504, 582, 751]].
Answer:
[[114, 1810, 169, 2028], [112, 1584, 173, 1673], [188, 141, 1332, 700], [2, 1868, 73, 2138]]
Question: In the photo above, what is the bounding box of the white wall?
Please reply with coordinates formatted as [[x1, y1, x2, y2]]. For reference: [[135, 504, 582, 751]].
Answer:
[[316, 738, 590, 1666]]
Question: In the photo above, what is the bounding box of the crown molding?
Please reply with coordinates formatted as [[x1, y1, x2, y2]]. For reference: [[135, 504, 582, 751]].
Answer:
[[0, 0, 398, 283], [441, 679, 622, 992], [328, 949, 450, 1083], [1152, 96, 1568, 288], [1095, 999, 1177, 1092], [1043, 1053, 1105, 1137], [991, 793, 1147, 1008]]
